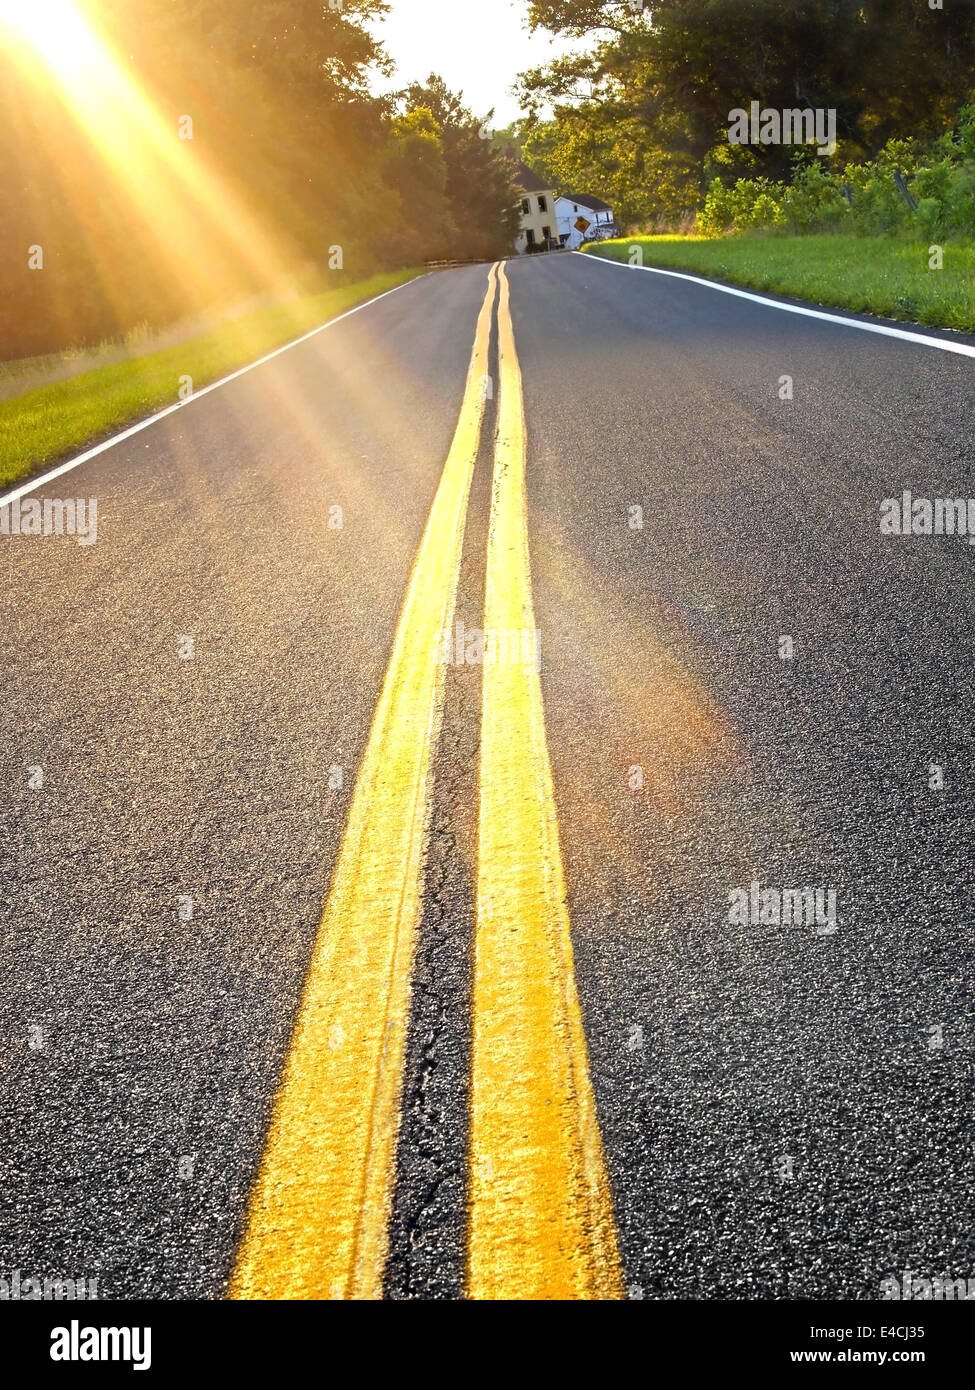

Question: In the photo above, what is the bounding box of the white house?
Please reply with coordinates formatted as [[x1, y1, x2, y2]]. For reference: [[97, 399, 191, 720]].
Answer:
[[555, 194, 619, 249], [511, 160, 559, 254]]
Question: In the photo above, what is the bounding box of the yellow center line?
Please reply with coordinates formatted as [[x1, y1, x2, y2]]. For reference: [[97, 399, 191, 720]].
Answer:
[[467, 262, 623, 1300], [230, 262, 499, 1301]]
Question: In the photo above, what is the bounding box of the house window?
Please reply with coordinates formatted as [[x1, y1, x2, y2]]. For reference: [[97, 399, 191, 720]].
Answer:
[[521, 198, 530, 215], [537, 195, 547, 212], [542, 226, 551, 243], [525, 228, 536, 246]]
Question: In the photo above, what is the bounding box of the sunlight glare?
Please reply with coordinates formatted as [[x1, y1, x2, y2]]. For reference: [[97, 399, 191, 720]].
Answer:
[[0, 0, 102, 75]]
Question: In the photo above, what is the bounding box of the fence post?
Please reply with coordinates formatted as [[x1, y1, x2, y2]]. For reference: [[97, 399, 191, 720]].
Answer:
[[893, 169, 918, 212]]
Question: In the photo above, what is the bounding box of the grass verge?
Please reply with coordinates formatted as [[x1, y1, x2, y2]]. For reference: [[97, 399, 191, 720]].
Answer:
[[582, 234, 975, 334], [0, 268, 423, 492]]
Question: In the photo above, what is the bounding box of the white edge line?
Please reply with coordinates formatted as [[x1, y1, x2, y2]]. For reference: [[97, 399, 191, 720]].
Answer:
[[575, 250, 975, 359], [0, 274, 427, 507]]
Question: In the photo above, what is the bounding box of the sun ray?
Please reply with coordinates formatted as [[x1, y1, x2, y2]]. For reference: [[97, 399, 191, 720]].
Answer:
[[0, 0, 301, 322]]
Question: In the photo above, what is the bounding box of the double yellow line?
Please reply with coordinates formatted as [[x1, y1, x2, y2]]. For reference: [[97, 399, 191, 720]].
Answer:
[[230, 263, 622, 1301]]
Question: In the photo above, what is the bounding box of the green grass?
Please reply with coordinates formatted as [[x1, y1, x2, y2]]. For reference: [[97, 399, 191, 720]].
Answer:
[[0, 268, 423, 492], [582, 234, 975, 334]]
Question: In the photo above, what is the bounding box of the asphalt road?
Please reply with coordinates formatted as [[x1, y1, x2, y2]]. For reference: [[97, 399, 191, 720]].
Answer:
[[1, 253, 973, 1299]]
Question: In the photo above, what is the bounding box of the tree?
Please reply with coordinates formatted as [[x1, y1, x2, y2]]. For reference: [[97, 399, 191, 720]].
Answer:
[[386, 107, 457, 260], [403, 75, 521, 258], [0, 2, 496, 355], [519, 0, 975, 219]]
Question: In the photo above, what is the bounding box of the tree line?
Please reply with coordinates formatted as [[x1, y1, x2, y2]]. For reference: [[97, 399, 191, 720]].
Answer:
[[0, 2, 520, 358], [514, 0, 975, 227]]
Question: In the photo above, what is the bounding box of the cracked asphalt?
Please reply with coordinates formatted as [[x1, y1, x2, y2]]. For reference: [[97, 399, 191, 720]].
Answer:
[[1, 254, 973, 1298]]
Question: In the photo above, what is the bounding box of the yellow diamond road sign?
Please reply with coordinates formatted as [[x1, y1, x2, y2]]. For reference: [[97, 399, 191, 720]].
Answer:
[[574, 216, 591, 233]]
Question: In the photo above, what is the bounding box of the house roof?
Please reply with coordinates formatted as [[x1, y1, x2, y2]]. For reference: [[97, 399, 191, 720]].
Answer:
[[511, 160, 553, 194], [560, 192, 614, 213]]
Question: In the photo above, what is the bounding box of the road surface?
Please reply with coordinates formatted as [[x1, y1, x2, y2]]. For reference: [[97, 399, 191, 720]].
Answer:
[[1, 253, 973, 1299]]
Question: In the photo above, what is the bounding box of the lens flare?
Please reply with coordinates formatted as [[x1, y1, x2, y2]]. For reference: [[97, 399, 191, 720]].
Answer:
[[0, 0, 299, 322], [0, 0, 101, 73]]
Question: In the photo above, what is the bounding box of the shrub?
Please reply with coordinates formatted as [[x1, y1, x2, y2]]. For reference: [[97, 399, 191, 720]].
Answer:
[[782, 159, 850, 232], [699, 177, 786, 234], [697, 101, 975, 242]]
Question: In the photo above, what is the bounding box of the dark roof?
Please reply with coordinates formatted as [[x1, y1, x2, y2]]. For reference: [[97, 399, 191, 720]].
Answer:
[[561, 192, 614, 212], [511, 160, 553, 194]]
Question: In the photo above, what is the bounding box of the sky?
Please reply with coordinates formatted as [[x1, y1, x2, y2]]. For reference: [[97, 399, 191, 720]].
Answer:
[[368, 0, 582, 126]]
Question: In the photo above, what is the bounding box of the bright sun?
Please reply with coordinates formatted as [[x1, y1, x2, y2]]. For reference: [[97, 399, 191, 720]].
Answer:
[[0, 0, 102, 75]]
